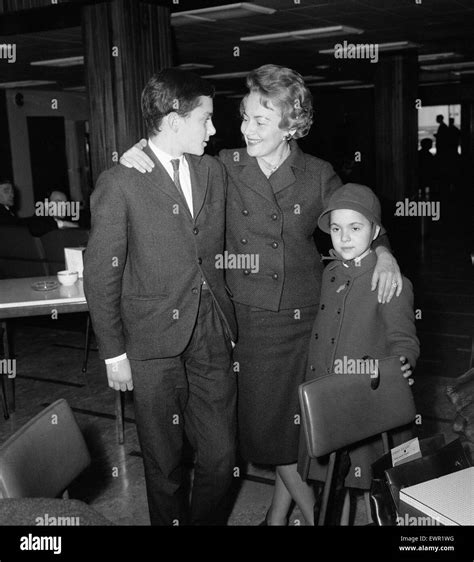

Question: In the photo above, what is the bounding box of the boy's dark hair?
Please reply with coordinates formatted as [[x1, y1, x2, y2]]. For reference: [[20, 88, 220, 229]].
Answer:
[[141, 68, 215, 136]]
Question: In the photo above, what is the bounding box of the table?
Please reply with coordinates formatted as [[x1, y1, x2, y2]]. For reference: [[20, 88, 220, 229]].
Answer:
[[0, 276, 124, 444], [399, 467, 474, 525], [0, 276, 87, 319], [0, 276, 88, 419]]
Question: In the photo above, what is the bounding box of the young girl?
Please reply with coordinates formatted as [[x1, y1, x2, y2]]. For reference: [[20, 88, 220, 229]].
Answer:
[[298, 183, 420, 524]]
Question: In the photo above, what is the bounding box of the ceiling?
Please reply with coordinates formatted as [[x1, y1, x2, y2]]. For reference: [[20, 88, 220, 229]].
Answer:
[[1, 0, 474, 93]]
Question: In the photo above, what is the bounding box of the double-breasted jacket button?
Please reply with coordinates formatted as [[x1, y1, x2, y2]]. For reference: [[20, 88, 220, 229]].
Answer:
[[314, 333, 318, 339], [272, 273, 279, 280], [346, 280, 350, 286], [320, 304, 325, 310], [197, 257, 202, 265], [241, 238, 248, 244], [243, 270, 250, 276], [309, 365, 315, 371], [193, 227, 199, 235], [192, 287, 199, 294], [331, 276, 336, 282], [331, 337, 335, 344], [271, 213, 278, 221], [337, 308, 341, 314], [272, 242, 279, 249], [242, 209, 249, 216]]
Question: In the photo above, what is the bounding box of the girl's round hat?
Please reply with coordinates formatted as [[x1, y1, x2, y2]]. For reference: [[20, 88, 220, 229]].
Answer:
[[318, 183, 383, 234]]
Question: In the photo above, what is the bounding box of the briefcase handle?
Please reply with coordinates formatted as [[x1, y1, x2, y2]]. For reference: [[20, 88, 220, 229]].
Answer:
[[362, 355, 381, 390]]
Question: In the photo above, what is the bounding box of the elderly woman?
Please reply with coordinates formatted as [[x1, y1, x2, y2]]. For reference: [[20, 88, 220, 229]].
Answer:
[[120, 64, 402, 525]]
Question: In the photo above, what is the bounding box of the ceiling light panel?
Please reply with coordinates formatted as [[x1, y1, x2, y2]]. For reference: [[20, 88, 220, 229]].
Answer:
[[30, 56, 84, 67], [421, 61, 474, 71], [203, 71, 250, 79], [0, 80, 56, 88], [172, 3, 275, 26], [241, 26, 364, 44]]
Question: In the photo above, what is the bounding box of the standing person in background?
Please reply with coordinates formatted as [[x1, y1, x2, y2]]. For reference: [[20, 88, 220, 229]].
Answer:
[[446, 117, 461, 191], [434, 114, 448, 157], [434, 114, 450, 192], [84, 69, 237, 526], [120, 64, 403, 526], [418, 138, 438, 198], [446, 117, 460, 157]]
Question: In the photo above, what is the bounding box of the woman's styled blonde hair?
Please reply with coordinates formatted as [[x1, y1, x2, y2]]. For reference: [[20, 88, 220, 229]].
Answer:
[[242, 64, 314, 139]]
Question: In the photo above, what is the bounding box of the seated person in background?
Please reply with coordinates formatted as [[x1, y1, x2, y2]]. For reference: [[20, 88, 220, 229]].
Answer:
[[25, 190, 80, 237], [0, 179, 19, 225], [298, 183, 419, 524]]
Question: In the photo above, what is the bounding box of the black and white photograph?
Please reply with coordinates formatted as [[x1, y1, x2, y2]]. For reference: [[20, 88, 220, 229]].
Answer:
[[0, 0, 473, 560]]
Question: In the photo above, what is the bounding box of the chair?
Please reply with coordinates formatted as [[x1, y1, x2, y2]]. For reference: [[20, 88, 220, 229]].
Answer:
[[384, 437, 471, 516], [39, 228, 89, 275], [299, 356, 416, 525], [370, 432, 446, 525], [0, 399, 91, 498], [0, 225, 48, 278]]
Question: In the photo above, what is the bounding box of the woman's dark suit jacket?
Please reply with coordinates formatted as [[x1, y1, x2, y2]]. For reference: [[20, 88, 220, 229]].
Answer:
[[220, 141, 343, 311]]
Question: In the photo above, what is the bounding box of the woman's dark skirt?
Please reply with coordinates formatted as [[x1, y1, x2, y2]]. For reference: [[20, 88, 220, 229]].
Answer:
[[234, 302, 319, 465]]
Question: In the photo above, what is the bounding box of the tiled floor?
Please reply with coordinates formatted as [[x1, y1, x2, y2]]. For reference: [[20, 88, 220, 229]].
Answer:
[[0, 194, 472, 526]]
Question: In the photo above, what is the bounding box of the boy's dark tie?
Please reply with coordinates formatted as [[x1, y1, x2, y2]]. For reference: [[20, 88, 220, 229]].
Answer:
[[170, 159, 189, 212]]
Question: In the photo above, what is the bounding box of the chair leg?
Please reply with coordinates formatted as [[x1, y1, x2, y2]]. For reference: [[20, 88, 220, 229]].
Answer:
[[364, 491, 373, 524], [115, 390, 124, 445], [82, 314, 92, 374], [318, 452, 337, 525], [470, 334, 474, 370], [0, 371, 9, 420], [340, 490, 351, 525]]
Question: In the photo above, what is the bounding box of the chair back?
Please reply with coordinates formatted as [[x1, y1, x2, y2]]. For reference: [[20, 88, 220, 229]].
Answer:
[[40, 228, 89, 275], [299, 356, 416, 458], [299, 356, 417, 525], [0, 399, 91, 498], [0, 225, 48, 278]]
